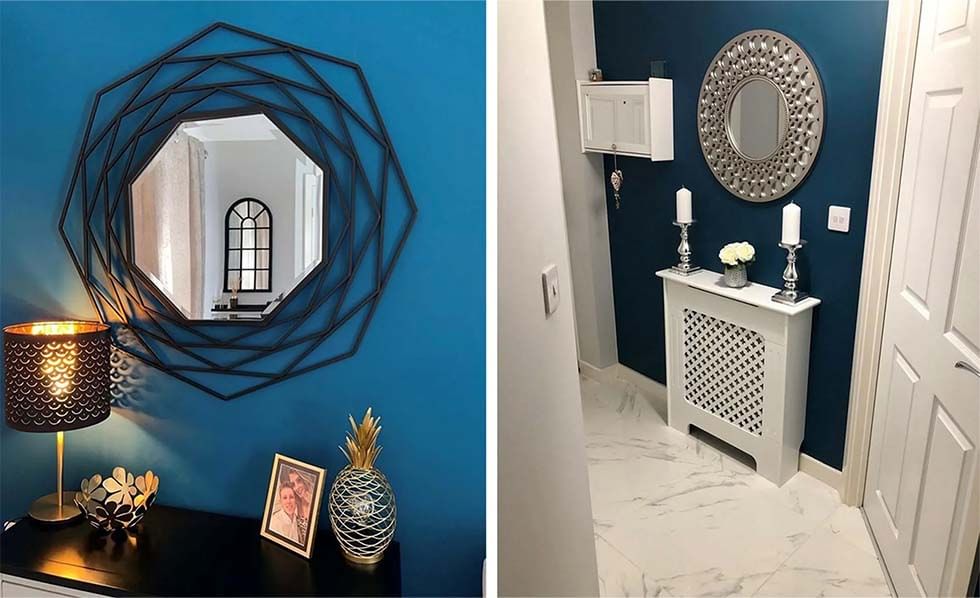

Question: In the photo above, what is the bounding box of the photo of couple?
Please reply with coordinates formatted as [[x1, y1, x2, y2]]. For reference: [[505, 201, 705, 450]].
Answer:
[[268, 465, 316, 544], [261, 454, 326, 557]]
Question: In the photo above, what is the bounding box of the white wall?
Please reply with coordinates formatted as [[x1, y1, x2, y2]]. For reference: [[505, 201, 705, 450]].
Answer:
[[544, 0, 619, 368], [498, 1, 600, 596], [202, 141, 223, 315], [293, 157, 321, 279], [201, 137, 312, 312]]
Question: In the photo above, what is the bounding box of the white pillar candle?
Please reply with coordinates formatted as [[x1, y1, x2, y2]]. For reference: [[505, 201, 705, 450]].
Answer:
[[781, 202, 801, 245], [676, 187, 693, 223]]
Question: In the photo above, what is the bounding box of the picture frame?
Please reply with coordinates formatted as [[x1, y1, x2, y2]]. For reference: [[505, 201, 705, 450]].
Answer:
[[260, 453, 326, 558]]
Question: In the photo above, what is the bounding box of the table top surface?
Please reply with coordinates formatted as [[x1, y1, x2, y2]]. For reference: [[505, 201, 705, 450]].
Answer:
[[656, 268, 821, 316], [0, 505, 401, 597], [211, 303, 268, 312]]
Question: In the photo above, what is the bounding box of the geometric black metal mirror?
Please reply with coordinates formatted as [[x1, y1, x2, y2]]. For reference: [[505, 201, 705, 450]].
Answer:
[[59, 22, 417, 400]]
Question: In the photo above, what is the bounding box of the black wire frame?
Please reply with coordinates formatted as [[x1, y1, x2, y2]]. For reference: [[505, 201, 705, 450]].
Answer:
[[58, 22, 418, 400], [223, 197, 273, 293]]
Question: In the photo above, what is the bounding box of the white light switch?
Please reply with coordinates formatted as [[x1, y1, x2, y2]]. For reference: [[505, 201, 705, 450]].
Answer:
[[828, 205, 851, 233], [542, 265, 560, 316]]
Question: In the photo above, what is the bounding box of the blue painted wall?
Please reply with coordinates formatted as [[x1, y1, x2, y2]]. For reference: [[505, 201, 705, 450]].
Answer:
[[0, 3, 485, 595], [593, 1, 887, 468]]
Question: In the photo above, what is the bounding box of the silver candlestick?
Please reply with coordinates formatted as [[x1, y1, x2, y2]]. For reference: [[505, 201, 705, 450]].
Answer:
[[772, 240, 808, 305], [671, 220, 700, 275]]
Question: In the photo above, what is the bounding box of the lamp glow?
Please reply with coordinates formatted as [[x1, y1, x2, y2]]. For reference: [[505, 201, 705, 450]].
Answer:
[[3, 320, 111, 522]]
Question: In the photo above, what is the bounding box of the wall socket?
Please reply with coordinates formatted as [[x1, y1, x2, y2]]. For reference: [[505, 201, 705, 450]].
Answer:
[[542, 265, 560, 316], [828, 205, 851, 233]]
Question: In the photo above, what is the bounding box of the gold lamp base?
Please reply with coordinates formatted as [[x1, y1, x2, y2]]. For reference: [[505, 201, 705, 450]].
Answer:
[[28, 432, 81, 524], [28, 492, 82, 523]]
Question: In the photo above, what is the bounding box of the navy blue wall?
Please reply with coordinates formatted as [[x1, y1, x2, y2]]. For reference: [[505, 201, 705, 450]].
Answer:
[[0, 3, 484, 595], [593, 1, 887, 468]]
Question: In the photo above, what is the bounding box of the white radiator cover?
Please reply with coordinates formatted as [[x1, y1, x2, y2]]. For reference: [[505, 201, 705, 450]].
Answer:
[[657, 269, 821, 485]]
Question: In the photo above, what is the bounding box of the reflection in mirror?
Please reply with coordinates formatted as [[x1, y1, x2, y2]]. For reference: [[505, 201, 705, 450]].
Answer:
[[131, 114, 325, 320], [727, 78, 788, 160]]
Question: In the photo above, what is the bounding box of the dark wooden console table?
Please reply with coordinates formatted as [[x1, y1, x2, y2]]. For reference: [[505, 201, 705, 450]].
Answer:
[[0, 505, 401, 596]]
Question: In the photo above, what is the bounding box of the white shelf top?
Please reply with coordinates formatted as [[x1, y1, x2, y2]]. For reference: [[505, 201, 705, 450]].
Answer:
[[578, 78, 669, 86], [656, 268, 821, 316]]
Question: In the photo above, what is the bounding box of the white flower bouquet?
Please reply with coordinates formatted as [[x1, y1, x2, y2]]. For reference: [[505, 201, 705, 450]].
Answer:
[[719, 241, 755, 266], [719, 241, 755, 288]]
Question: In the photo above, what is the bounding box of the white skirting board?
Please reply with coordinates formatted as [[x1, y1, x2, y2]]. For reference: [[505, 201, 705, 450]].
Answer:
[[578, 360, 618, 385], [799, 453, 843, 497], [580, 360, 667, 405], [580, 359, 843, 498]]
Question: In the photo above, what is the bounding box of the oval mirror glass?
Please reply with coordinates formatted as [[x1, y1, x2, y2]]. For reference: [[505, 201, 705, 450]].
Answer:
[[726, 78, 788, 161], [130, 114, 326, 321]]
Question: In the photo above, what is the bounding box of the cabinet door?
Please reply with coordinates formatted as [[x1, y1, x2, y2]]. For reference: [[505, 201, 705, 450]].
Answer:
[[580, 90, 616, 150], [614, 93, 648, 153], [579, 85, 649, 156], [1, 577, 102, 598]]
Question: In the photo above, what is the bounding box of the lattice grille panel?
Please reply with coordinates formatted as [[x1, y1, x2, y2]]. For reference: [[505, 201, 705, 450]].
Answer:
[[682, 309, 766, 436]]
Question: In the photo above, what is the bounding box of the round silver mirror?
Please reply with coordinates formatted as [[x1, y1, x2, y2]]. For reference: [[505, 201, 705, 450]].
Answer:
[[726, 77, 788, 161], [698, 30, 824, 203]]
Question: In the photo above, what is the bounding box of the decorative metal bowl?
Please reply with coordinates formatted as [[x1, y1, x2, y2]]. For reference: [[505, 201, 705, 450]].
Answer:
[[74, 467, 159, 532]]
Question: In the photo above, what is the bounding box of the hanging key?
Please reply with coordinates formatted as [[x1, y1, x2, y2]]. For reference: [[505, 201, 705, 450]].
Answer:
[[610, 144, 624, 210]]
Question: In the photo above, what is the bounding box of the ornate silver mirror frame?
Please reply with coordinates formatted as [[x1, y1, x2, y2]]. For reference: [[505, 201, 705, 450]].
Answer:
[[697, 29, 824, 203]]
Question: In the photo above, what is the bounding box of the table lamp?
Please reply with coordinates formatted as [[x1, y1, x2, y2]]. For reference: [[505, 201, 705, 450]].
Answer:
[[3, 321, 111, 523]]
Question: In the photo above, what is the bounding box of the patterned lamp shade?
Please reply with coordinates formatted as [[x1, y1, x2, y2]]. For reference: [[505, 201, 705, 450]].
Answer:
[[4, 321, 111, 432]]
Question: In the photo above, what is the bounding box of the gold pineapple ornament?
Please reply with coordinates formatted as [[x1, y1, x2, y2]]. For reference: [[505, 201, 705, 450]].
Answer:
[[328, 408, 396, 564]]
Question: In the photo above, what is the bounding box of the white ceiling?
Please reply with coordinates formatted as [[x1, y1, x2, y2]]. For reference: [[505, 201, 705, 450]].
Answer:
[[180, 113, 282, 142]]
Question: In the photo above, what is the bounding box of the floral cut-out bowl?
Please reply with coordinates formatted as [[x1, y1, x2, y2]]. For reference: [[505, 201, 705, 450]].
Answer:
[[74, 467, 159, 532]]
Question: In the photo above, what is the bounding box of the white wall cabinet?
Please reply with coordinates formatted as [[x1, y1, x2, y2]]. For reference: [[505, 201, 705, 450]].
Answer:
[[577, 78, 673, 161]]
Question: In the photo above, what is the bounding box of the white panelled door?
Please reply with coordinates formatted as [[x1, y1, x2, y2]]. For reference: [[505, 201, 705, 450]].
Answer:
[[864, 0, 980, 595]]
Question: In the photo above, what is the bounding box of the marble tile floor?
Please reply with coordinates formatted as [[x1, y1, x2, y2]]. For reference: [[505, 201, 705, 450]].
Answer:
[[581, 374, 892, 598]]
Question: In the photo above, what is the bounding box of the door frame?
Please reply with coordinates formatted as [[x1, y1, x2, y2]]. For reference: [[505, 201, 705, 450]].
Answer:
[[840, 0, 923, 507]]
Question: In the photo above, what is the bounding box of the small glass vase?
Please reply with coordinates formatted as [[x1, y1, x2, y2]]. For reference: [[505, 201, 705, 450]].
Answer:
[[724, 263, 748, 288]]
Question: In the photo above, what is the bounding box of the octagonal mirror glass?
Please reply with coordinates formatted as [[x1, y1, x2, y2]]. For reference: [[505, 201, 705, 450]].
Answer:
[[131, 114, 326, 320]]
